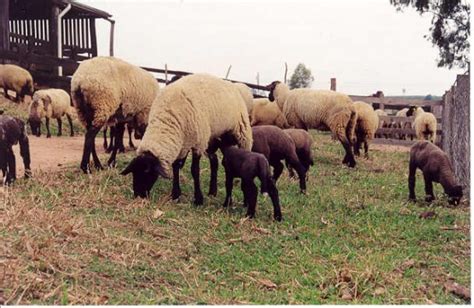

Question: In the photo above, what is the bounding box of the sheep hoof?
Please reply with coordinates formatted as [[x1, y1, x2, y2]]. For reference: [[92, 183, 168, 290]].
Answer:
[[46, 134, 51, 138], [425, 195, 435, 203], [408, 197, 416, 203], [274, 215, 283, 222], [194, 196, 204, 206], [300, 189, 307, 195]]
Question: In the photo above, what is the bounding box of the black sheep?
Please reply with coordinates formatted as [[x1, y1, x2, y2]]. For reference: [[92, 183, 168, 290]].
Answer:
[[221, 146, 282, 221], [408, 141, 463, 205], [0, 115, 31, 184], [251, 125, 307, 193]]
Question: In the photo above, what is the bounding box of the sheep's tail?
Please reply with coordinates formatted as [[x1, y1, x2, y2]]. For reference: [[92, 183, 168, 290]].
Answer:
[[72, 86, 94, 128], [258, 157, 271, 194], [345, 109, 357, 145]]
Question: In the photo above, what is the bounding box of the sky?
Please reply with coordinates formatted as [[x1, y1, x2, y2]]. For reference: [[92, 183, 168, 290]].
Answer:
[[82, 0, 465, 96]]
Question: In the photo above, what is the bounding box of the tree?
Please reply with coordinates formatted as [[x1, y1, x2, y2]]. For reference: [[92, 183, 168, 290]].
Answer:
[[390, 0, 470, 70], [288, 63, 314, 89], [424, 94, 433, 100]]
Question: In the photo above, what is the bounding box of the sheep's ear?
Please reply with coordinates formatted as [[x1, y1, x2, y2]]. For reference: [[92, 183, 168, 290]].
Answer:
[[121, 158, 138, 175], [43, 95, 52, 110]]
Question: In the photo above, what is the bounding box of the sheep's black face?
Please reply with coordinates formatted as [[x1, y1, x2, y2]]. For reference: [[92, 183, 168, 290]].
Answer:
[[29, 119, 41, 136], [121, 152, 167, 198], [447, 185, 463, 205], [267, 81, 280, 102], [406, 106, 417, 117], [134, 124, 147, 140]]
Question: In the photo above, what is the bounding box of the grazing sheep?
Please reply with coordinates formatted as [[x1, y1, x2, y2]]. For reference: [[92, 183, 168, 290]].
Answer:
[[121, 73, 253, 204], [0, 115, 31, 184], [251, 125, 307, 193], [353, 101, 379, 158], [221, 146, 282, 221], [408, 141, 462, 205], [233, 82, 254, 117], [393, 106, 417, 140], [284, 128, 314, 178], [0, 64, 34, 103], [407, 107, 437, 143], [251, 98, 290, 128], [71, 56, 160, 173], [28, 88, 74, 138], [267, 81, 357, 167]]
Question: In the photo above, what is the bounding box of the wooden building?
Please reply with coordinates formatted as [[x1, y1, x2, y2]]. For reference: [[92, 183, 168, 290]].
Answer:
[[0, 0, 114, 89]]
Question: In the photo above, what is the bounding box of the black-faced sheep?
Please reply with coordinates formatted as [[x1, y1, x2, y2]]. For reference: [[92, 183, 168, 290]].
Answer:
[[353, 101, 379, 158], [251, 125, 307, 193], [221, 146, 282, 221], [0, 115, 31, 184], [0, 64, 34, 103], [407, 107, 437, 143], [121, 74, 252, 204], [71, 56, 160, 173], [283, 128, 314, 178], [251, 98, 291, 129], [408, 141, 462, 205], [267, 81, 357, 167], [28, 88, 75, 138]]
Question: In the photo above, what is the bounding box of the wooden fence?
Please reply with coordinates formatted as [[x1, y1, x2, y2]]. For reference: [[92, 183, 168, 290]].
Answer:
[[441, 74, 470, 196]]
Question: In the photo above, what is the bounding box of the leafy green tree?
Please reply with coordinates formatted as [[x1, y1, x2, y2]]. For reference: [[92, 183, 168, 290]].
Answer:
[[424, 94, 433, 100], [288, 63, 314, 89], [390, 0, 470, 70]]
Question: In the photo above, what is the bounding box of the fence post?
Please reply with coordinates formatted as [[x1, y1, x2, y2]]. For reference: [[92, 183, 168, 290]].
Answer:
[[330, 78, 336, 91]]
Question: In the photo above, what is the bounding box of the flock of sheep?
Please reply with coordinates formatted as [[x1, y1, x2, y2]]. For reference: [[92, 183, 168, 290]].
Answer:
[[0, 58, 463, 221]]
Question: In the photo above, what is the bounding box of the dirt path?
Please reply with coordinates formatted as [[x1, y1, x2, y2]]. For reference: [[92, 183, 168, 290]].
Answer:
[[12, 135, 139, 175]]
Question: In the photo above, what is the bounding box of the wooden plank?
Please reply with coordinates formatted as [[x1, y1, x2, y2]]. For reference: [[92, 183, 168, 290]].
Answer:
[[0, 0, 9, 51], [350, 95, 443, 107], [50, 5, 60, 58], [90, 18, 97, 56]]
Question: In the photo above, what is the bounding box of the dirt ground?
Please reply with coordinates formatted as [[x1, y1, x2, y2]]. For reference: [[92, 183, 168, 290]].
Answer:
[[12, 135, 138, 175]]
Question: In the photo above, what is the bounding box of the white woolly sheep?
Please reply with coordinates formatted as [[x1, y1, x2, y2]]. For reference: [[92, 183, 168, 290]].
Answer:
[[408, 107, 437, 143], [71, 56, 160, 173], [267, 81, 357, 167], [352, 101, 379, 158], [393, 106, 417, 140], [28, 88, 75, 138], [121, 73, 253, 205], [374, 109, 388, 138], [0, 64, 34, 103], [233, 82, 254, 117], [251, 98, 290, 129]]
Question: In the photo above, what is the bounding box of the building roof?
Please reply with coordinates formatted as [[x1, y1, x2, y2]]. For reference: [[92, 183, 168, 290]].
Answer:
[[10, 0, 112, 20]]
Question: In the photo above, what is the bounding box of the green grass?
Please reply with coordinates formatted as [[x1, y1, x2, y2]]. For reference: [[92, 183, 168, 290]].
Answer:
[[0, 130, 470, 304]]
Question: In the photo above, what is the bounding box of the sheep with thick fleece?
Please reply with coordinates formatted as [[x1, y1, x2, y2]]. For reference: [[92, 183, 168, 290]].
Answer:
[[0, 64, 34, 103], [251, 98, 290, 128], [71, 56, 160, 173], [29, 88, 74, 138], [408, 107, 437, 143], [352, 101, 379, 158], [121, 73, 253, 203], [268, 81, 357, 167], [233, 82, 254, 117], [374, 109, 388, 138]]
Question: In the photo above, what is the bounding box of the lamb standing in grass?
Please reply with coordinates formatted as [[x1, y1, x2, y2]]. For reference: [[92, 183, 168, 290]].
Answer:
[[0, 64, 34, 103], [408, 141, 462, 205], [221, 146, 282, 221], [28, 88, 75, 138], [407, 107, 437, 143], [252, 125, 307, 193], [353, 101, 379, 158], [251, 98, 290, 128], [121, 74, 253, 204], [284, 128, 314, 178], [71, 56, 160, 173], [0, 115, 31, 184], [267, 81, 357, 167]]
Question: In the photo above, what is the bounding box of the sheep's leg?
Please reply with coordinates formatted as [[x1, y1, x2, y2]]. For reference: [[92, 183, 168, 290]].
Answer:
[[353, 139, 361, 157], [223, 171, 234, 208], [116, 125, 126, 153], [57, 118, 62, 136], [244, 180, 258, 219], [408, 160, 417, 201], [363, 141, 369, 159], [191, 152, 204, 205], [103, 127, 108, 150], [127, 124, 135, 149], [19, 136, 31, 178], [341, 140, 356, 168], [287, 157, 307, 194], [171, 157, 186, 200], [423, 173, 435, 202], [5, 147, 16, 184], [241, 180, 249, 207], [45, 118, 51, 138], [80, 127, 102, 173], [106, 126, 115, 153], [207, 149, 218, 197], [107, 122, 125, 168], [66, 114, 74, 137], [271, 160, 284, 182], [286, 162, 296, 179], [267, 179, 282, 221]]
